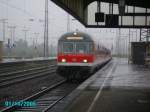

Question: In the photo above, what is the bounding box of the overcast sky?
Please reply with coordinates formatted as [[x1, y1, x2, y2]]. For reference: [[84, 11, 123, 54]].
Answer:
[[0, 0, 89, 43], [0, 0, 69, 44], [0, 0, 141, 52]]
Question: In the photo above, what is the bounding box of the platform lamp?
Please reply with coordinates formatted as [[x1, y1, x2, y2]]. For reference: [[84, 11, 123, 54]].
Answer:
[[118, 0, 125, 16]]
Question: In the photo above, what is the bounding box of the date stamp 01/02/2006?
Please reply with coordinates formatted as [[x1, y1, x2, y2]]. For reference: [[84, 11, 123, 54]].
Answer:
[[4, 101, 37, 107]]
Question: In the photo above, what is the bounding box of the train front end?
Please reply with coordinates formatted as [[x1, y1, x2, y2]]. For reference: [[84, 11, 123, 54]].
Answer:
[[57, 32, 95, 80]]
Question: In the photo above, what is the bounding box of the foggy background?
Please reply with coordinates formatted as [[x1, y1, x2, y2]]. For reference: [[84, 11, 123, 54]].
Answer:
[[0, 0, 141, 58]]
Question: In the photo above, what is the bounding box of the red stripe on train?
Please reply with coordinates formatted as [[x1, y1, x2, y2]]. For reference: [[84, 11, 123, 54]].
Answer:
[[57, 54, 95, 63]]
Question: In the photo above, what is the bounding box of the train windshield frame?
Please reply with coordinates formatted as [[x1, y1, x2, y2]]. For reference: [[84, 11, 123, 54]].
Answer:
[[61, 41, 94, 54]]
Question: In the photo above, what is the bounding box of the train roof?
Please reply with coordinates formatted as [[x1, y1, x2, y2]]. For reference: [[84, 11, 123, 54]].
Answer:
[[58, 32, 94, 42]]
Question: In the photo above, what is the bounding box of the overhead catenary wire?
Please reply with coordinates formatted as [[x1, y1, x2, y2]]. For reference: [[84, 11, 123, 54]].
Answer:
[[0, 0, 34, 17]]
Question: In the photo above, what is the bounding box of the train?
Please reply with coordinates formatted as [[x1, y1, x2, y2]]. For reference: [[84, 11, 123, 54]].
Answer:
[[57, 32, 111, 80]]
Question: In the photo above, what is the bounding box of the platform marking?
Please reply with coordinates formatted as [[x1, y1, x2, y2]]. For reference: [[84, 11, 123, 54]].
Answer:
[[87, 63, 116, 112]]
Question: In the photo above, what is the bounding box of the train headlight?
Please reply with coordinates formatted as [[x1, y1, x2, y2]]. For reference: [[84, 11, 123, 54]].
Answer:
[[61, 59, 66, 62], [83, 59, 87, 63]]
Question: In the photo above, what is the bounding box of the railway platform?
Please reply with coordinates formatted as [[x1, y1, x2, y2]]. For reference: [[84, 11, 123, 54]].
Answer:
[[56, 58, 150, 112]]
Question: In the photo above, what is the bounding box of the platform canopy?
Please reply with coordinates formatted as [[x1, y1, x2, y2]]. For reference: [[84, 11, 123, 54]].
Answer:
[[51, 0, 150, 28]]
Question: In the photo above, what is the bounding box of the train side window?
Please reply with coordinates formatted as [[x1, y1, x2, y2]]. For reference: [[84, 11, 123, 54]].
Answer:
[[63, 42, 74, 54]]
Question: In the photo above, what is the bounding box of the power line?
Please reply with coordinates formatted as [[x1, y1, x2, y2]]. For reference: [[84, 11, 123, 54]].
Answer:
[[8, 25, 16, 45], [33, 32, 39, 47], [0, 19, 8, 42], [0, 0, 34, 17], [22, 29, 29, 42], [44, 0, 49, 57], [67, 14, 70, 32]]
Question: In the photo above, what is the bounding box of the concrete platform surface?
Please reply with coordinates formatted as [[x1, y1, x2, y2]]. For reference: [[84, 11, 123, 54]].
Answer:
[[64, 58, 150, 112]]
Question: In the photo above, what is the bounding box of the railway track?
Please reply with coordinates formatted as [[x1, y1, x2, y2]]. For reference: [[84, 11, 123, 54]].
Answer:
[[0, 64, 45, 74], [0, 59, 56, 74], [0, 65, 55, 78], [1, 79, 78, 112], [0, 63, 55, 74], [0, 65, 56, 88]]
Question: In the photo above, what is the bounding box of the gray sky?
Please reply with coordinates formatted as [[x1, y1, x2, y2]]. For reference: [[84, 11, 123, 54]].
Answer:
[[0, 0, 68, 44]]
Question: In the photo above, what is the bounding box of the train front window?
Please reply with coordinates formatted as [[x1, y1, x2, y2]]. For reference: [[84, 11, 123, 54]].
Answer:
[[63, 42, 74, 53], [89, 43, 94, 53], [76, 43, 87, 54]]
